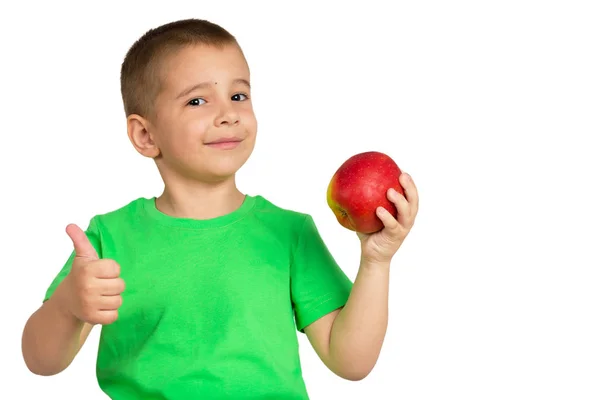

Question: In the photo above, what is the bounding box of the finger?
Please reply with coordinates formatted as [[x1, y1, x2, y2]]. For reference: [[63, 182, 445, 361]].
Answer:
[[91, 260, 121, 279], [66, 224, 99, 260], [399, 172, 419, 213], [98, 295, 123, 311], [376, 206, 402, 234], [100, 278, 126, 295], [95, 310, 119, 325], [387, 188, 411, 226]]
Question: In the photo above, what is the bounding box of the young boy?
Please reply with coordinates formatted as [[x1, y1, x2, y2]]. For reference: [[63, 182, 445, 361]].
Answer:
[[21, 18, 419, 399]]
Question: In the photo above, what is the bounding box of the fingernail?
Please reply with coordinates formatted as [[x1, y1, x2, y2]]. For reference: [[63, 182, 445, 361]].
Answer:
[[402, 173, 411, 182]]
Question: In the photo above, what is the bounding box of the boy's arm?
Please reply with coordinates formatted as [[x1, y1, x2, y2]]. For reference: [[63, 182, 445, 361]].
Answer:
[[22, 223, 124, 376], [22, 279, 94, 376], [305, 172, 418, 381], [304, 259, 390, 381]]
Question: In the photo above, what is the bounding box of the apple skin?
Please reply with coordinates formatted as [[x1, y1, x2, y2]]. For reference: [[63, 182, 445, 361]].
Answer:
[[327, 151, 404, 234]]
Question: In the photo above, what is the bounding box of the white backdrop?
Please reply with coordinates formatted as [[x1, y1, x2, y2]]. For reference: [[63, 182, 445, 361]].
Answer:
[[2, 1, 599, 399]]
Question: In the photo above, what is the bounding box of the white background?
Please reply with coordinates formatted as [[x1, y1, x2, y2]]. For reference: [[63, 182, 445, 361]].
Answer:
[[2, 1, 599, 399]]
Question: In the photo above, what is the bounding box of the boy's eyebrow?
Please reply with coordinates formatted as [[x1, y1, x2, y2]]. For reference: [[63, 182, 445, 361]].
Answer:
[[234, 79, 251, 89], [176, 79, 251, 99]]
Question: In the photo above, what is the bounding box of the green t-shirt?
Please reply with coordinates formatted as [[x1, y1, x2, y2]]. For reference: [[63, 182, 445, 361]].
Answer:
[[44, 194, 353, 399]]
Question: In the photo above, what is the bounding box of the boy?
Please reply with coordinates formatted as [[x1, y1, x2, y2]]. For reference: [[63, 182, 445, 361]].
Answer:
[[21, 18, 419, 399]]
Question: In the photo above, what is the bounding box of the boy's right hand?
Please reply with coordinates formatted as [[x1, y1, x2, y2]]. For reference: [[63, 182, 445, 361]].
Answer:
[[60, 224, 125, 325]]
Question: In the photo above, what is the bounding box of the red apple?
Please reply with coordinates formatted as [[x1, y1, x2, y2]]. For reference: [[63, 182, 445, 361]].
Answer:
[[327, 151, 404, 234]]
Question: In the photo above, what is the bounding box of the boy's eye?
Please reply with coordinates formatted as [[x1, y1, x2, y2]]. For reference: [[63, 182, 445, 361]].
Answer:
[[188, 98, 206, 106], [232, 93, 248, 101]]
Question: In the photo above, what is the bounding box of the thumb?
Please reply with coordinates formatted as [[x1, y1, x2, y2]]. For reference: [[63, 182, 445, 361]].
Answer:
[[66, 223, 99, 260]]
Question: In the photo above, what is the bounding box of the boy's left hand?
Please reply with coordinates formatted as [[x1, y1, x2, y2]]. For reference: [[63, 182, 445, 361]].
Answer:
[[358, 172, 419, 265]]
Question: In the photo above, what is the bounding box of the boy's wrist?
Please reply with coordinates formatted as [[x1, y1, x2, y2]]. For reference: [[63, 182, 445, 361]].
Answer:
[[359, 256, 391, 272], [51, 279, 82, 326]]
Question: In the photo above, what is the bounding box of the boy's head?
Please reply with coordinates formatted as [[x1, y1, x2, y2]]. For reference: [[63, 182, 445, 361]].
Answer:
[[120, 19, 257, 184]]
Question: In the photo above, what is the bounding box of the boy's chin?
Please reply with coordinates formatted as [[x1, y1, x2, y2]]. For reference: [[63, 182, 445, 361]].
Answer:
[[195, 161, 250, 183], [159, 152, 253, 184]]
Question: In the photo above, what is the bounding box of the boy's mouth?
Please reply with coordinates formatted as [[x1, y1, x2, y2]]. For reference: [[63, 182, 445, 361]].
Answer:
[[205, 136, 242, 144], [204, 136, 243, 149]]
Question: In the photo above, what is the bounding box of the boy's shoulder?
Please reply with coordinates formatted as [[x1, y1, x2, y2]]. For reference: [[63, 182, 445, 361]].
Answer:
[[250, 195, 322, 246], [95, 196, 149, 217], [86, 197, 150, 227], [252, 195, 308, 220], [252, 194, 323, 230]]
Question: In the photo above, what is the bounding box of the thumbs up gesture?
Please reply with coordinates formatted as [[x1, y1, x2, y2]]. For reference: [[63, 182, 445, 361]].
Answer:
[[62, 224, 125, 325]]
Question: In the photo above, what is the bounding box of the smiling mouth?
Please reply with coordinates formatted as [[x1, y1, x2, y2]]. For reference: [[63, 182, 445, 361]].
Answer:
[[204, 138, 243, 149], [205, 137, 243, 145]]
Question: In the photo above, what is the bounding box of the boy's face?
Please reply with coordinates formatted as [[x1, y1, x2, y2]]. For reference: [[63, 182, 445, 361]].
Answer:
[[143, 43, 257, 183]]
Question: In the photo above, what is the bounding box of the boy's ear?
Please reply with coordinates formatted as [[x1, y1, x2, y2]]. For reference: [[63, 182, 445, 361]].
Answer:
[[127, 114, 161, 158]]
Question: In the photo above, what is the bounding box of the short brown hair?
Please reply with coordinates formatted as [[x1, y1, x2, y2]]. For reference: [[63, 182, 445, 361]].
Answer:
[[120, 18, 238, 119]]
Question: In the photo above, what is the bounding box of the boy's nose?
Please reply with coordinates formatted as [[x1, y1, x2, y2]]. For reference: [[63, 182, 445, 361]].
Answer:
[[215, 105, 240, 126]]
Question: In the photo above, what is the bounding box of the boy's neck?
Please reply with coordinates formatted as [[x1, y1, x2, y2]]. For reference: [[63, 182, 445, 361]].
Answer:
[[155, 177, 246, 220]]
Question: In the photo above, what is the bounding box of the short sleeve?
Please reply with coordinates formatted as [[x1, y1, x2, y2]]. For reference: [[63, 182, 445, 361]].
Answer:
[[291, 215, 353, 332], [43, 217, 103, 302]]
